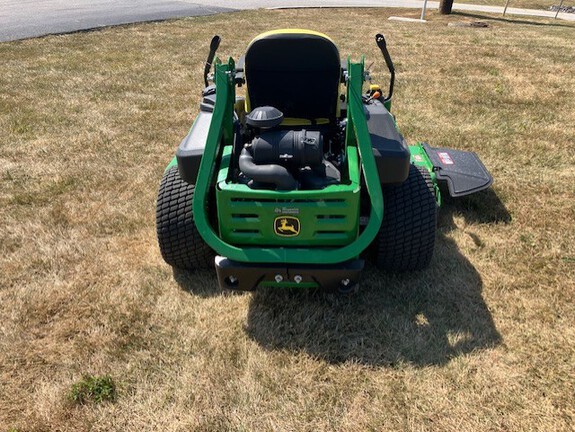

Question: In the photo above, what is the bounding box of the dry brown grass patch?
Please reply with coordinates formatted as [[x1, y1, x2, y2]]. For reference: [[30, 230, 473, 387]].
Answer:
[[1, 8, 574, 432]]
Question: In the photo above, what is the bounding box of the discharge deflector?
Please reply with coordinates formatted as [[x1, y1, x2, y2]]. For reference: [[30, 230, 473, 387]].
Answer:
[[422, 143, 493, 197]]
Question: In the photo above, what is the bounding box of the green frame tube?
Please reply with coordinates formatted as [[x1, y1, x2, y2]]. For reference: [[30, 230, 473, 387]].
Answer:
[[191, 58, 384, 264]]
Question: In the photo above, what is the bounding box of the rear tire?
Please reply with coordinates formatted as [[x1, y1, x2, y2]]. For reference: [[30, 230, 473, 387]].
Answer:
[[376, 164, 437, 272], [156, 166, 214, 270]]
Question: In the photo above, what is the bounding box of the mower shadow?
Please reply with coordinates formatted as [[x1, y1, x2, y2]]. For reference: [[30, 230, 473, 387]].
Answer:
[[440, 186, 511, 227], [245, 189, 509, 367]]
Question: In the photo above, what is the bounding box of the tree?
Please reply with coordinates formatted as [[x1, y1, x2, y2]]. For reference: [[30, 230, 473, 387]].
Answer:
[[440, 0, 454, 14]]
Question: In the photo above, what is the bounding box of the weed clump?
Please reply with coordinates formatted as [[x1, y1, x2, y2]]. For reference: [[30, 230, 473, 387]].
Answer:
[[68, 375, 116, 405]]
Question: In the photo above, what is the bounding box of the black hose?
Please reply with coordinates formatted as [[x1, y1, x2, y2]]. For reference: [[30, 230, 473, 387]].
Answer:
[[239, 148, 298, 190]]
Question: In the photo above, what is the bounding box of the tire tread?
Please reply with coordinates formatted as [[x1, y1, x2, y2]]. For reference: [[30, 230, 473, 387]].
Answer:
[[376, 164, 437, 272], [156, 166, 214, 270]]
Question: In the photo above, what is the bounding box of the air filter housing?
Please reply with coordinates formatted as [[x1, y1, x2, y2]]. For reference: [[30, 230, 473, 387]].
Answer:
[[246, 106, 284, 129]]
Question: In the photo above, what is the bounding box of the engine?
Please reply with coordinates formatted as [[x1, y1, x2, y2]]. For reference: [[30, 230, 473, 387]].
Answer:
[[238, 106, 342, 190]]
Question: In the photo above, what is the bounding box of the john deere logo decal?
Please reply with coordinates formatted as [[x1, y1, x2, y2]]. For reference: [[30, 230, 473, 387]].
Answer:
[[274, 216, 300, 237]]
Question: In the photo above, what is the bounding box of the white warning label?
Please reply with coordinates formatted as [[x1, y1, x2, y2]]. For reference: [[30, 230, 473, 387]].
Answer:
[[438, 152, 454, 165]]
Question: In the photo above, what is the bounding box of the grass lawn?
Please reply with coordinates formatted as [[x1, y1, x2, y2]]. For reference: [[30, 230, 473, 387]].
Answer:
[[1, 8, 574, 432]]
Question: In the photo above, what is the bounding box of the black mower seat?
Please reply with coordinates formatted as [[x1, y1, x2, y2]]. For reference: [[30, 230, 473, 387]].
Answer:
[[244, 29, 341, 123]]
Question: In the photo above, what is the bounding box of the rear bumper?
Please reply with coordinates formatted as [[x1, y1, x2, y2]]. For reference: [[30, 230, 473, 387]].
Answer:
[[215, 256, 364, 292]]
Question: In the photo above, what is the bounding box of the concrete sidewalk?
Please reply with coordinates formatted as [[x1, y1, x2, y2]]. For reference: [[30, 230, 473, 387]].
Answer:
[[267, 0, 575, 21], [1, 0, 573, 42]]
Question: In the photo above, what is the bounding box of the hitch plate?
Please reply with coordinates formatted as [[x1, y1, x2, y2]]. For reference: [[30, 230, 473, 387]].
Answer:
[[215, 256, 364, 291]]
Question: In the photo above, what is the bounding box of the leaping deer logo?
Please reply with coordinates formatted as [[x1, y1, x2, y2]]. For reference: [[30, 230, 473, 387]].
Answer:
[[275, 217, 300, 236]]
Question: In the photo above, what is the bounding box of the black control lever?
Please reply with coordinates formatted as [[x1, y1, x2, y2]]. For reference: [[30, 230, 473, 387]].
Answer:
[[375, 33, 395, 102], [204, 35, 221, 88]]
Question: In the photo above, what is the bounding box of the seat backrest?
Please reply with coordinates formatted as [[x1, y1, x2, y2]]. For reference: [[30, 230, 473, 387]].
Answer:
[[245, 29, 341, 122]]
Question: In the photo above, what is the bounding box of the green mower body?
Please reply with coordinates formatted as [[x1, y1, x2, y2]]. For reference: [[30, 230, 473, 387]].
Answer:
[[156, 30, 493, 292]]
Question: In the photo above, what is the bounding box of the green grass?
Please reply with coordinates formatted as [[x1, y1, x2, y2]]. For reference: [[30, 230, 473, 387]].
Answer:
[[1, 8, 574, 432], [68, 375, 117, 405]]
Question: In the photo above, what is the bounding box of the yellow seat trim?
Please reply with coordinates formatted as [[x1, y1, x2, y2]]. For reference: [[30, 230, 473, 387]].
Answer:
[[248, 29, 335, 48], [280, 118, 331, 126]]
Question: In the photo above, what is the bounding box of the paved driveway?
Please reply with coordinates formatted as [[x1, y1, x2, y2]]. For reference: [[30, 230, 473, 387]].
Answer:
[[0, 0, 236, 42]]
